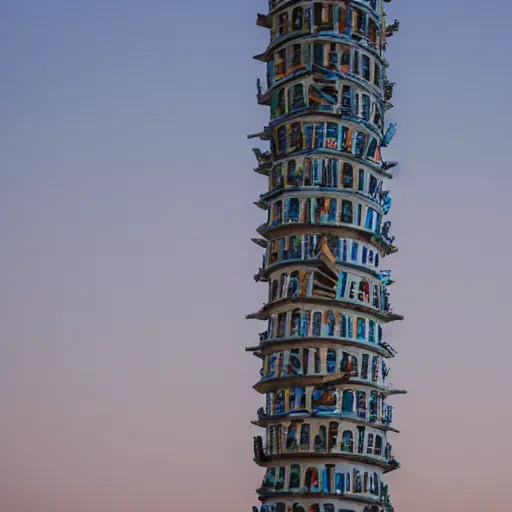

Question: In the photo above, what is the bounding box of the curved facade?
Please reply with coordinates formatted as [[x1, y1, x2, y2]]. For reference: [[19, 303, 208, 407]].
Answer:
[[248, 2, 402, 512]]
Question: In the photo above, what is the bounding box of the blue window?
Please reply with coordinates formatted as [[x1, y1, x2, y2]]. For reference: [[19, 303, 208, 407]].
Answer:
[[351, 242, 359, 262], [362, 247, 368, 263]]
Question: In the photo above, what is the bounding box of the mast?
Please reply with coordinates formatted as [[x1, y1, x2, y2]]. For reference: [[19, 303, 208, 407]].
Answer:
[[248, 2, 403, 512]]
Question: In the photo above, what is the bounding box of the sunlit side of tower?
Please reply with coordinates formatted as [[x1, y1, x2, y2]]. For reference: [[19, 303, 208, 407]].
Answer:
[[247, 1, 402, 512]]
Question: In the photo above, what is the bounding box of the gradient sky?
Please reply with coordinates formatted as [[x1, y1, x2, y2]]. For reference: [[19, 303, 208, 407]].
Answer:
[[1, 0, 511, 511]]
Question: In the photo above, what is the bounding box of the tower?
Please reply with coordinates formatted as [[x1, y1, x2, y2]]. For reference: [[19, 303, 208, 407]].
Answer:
[[247, 2, 403, 512]]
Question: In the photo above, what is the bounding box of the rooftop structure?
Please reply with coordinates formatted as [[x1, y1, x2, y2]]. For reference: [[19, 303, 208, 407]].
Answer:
[[247, 2, 403, 512]]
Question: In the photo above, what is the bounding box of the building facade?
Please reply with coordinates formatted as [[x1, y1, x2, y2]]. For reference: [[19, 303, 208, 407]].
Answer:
[[247, 2, 403, 512]]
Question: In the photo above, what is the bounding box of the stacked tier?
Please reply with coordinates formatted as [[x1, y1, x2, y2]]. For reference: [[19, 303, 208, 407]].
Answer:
[[248, 2, 402, 512]]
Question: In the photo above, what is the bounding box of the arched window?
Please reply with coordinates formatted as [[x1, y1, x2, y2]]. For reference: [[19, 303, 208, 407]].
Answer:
[[300, 311, 310, 337], [291, 310, 301, 337], [312, 312, 322, 336], [285, 198, 300, 223], [341, 430, 354, 452], [358, 280, 370, 302], [328, 422, 338, 451], [314, 348, 321, 373], [371, 356, 379, 383], [288, 271, 300, 298], [292, 7, 303, 30], [272, 88, 286, 118], [277, 312, 287, 338], [280, 273, 288, 298], [341, 200, 353, 223], [349, 281, 356, 299], [277, 12, 288, 35], [357, 391, 367, 419], [314, 425, 327, 452], [373, 284, 380, 308], [300, 423, 310, 450], [289, 349, 302, 376], [327, 348, 336, 373], [289, 464, 301, 488], [327, 312, 336, 337], [342, 163, 353, 188], [286, 425, 298, 450], [305, 467, 320, 493], [342, 390, 354, 413], [357, 317, 366, 340], [375, 435, 383, 456]]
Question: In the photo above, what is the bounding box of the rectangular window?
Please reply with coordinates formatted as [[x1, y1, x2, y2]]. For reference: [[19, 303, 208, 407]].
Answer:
[[369, 321, 375, 343], [357, 318, 366, 340], [314, 122, 325, 148], [361, 354, 369, 379], [351, 241, 359, 262], [362, 55, 370, 80], [362, 247, 368, 264], [304, 123, 314, 149], [326, 122, 338, 149], [313, 42, 325, 66], [356, 204, 362, 226], [358, 169, 365, 191]]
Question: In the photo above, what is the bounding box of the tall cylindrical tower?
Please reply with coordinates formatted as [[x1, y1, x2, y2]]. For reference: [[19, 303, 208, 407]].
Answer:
[[247, 2, 403, 512]]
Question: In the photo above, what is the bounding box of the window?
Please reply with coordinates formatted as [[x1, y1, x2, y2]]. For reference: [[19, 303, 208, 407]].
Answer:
[[362, 95, 370, 120], [300, 423, 310, 450], [287, 424, 298, 450], [341, 48, 350, 73], [374, 63, 381, 87], [326, 123, 338, 149], [342, 163, 353, 188], [342, 390, 354, 413], [277, 312, 287, 337], [341, 430, 354, 452], [278, 12, 288, 35], [327, 348, 336, 372], [362, 55, 370, 80], [314, 122, 325, 148], [357, 318, 366, 340], [276, 126, 287, 154], [291, 43, 302, 68], [357, 391, 367, 419], [328, 422, 338, 451], [362, 247, 368, 264], [369, 321, 376, 343], [359, 280, 370, 302], [341, 85, 352, 112], [275, 49, 287, 79], [369, 175, 378, 196], [373, 284, 380, 308], [353, 50, 360, 74], [305, 467, 320, 493], [354, 470, 362, 493], [351, 241, 359, 262], [313, 42, 325, 66], [288, 271, 300, 298], [327, 198, 337, 222], [292, 7, 303, 31], [313, 312, 322, 336], [358, 169, 365, 191], [327, 159, 338, 187], [341, 200, 353, 223], [327, 312, 336, 337], [291, 83, 305, 110], [355, 132, 366, 157], [287, 160, 298, 184], [361, 354, 369, 379], [289, 122, 303, 151], [290, 464, 301, 488]]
